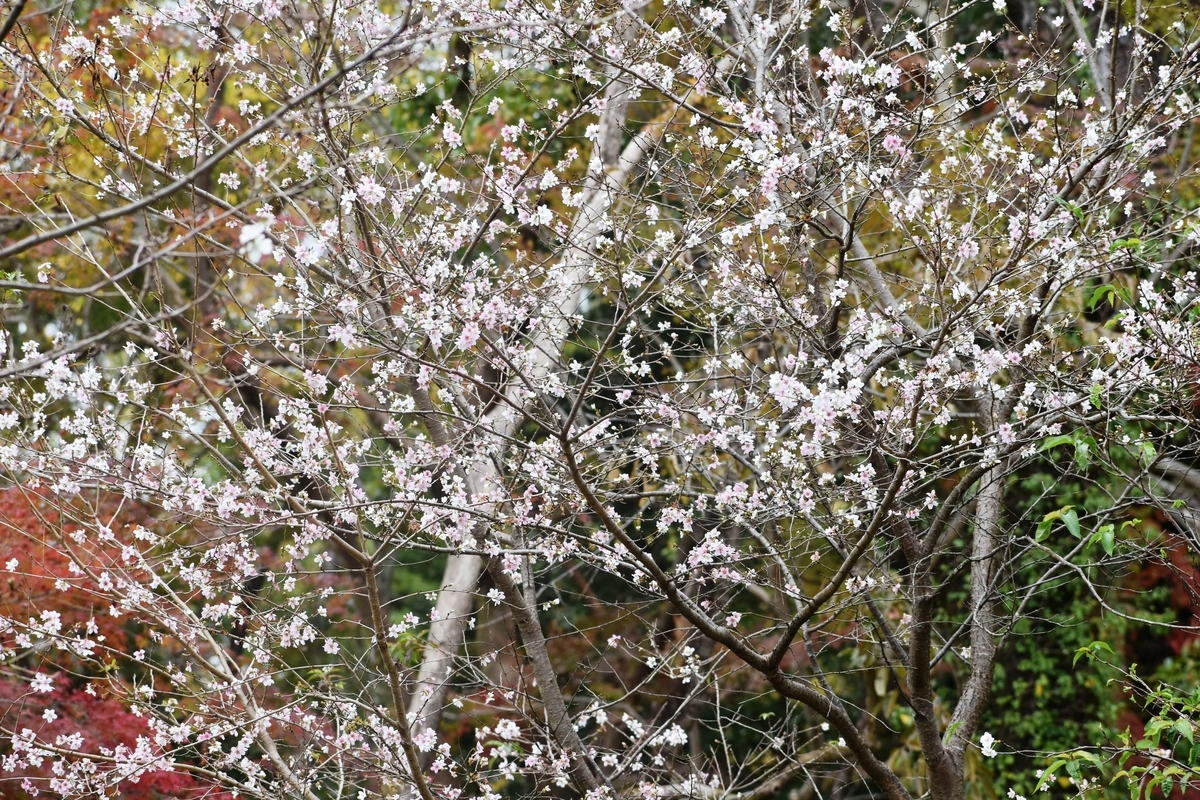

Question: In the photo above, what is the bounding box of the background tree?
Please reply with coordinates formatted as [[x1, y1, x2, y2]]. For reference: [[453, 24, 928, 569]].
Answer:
[[2, 0, 1200, 797]]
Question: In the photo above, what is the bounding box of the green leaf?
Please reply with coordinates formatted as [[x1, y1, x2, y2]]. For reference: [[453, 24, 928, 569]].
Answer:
[[1176, 718, 1195, 744], [1090, 383, 1102, 409], [1098, 524, 1115, 556], [1055, 196, 1086, 224], [1074, 439, 1091, 471], [1073, 640, 1114, 666], [1110, 237, 1143, 252], [1036, 761, 1066, 791], [1037, 507, 1068, 542], [1063, 508, 1081, 539], [1040, 434, 1076, 452], [1088, 283, 1118, 311]]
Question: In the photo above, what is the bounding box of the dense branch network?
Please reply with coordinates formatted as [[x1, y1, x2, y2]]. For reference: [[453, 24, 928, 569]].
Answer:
[[2, 0, 1200, 798]]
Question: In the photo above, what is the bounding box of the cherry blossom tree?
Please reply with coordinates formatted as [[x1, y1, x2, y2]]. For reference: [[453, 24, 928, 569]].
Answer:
[[2, 0, 1200, 797]]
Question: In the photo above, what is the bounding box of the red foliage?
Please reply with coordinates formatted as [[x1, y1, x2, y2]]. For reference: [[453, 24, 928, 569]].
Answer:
[[0, 489, 235, 798], [0, 488, 133, 658], [1125, 528, 1200, 657], [0, 676, 222, 799]]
